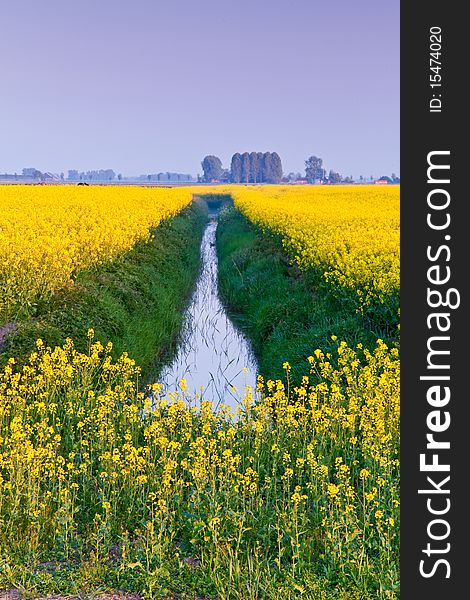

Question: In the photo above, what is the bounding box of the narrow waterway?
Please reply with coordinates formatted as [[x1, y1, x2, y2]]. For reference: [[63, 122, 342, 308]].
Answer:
[[159, 210, 258, 408]]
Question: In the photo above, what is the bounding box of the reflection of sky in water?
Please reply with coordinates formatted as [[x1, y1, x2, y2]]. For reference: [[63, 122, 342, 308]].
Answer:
[[159, 215, 258, 408]]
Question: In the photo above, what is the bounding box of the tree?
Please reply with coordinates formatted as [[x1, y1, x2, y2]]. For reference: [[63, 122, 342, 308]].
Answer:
[[230, 153, 242, 183], [257, 152, 265, 182], [201, 155, 223, 182], [305, 156, 325, 183], [269, 152, 283, 183], [240, 152, 251, 184], [22, 167, 42, 179], [118, 173, 122, 181], [103, 169, 115, 181], [249, 151, 259, 183], [328, 170, 342, 184], [67, 170, 79, 181], [263, 152, 272, 183]]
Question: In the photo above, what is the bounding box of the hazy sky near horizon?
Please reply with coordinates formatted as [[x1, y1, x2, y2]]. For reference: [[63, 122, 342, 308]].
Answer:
[[1, 0, 399, 178]]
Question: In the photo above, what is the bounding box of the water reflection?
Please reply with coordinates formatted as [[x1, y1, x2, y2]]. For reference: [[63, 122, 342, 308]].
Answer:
[[159, 213, 258, 408]]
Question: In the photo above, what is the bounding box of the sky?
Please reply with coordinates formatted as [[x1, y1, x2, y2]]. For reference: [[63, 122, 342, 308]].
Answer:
[[0, 0, 399, 179]]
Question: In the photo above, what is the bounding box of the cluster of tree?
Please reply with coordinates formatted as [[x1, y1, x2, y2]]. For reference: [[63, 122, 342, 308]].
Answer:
[[138, 172, 194, 183], [305, 156, 326, 183], [68, 169, 116, 182], [304, 156, 400, 184], [22, 167, 45, 179], [201, 152, 283, 184], [378, 173, 400, 183], [304, 157, 357, 184], [230, 152, 283, 184]]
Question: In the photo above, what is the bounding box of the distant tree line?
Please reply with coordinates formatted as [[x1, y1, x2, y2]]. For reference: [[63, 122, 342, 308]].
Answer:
[[303, 156, 399, 184], [0, 157, 399, 187], [68, 169, 116, 182], [138, 172, 194, 183]]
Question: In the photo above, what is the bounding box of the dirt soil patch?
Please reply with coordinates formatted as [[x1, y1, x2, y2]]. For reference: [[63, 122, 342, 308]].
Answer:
[[0, 322, 17, 352]]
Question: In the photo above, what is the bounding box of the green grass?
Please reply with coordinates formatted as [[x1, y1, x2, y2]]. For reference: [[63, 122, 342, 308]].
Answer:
[[216, 206, 393, 384], [1, 201, 207, 378], [0, 560, 377, 599]]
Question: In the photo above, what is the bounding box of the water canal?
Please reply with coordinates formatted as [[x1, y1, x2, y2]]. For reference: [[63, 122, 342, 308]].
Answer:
[[159, 204, 258, 408]]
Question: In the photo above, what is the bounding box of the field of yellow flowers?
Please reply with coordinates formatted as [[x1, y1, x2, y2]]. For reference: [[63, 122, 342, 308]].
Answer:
[[0, 184, 399, 326], [0, 332, 399, 598], [227, 185, 400, 323], [0, 184, 399, 597], [0, 185, 192, 322]]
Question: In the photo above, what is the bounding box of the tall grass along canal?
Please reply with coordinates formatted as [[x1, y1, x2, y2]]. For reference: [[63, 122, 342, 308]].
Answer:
[[159, 207, 257, 407]]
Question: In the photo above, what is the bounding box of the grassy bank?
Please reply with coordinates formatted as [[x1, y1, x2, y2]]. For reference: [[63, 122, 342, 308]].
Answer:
[[1, 201, 207, 377], [216, 206, 394, 384]]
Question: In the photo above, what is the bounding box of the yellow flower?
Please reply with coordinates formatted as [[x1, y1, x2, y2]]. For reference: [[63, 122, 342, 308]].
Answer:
[[0, 185, 192, 322], [327, 483, 340, 498]]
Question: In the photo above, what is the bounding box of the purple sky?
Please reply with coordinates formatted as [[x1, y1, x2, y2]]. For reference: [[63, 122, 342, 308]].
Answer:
[[1, 0, 399, 178]]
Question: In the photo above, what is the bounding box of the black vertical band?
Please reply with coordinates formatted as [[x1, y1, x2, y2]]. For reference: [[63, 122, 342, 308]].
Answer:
[[401, 3, 466, 597]]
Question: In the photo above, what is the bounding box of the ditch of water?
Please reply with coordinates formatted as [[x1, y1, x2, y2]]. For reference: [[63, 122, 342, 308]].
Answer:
[[159, 205, 258, 408]]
